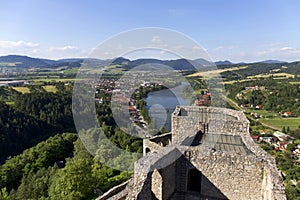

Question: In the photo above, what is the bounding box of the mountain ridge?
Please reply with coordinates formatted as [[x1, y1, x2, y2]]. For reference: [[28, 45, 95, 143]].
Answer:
[[0, 55, 295, 70]]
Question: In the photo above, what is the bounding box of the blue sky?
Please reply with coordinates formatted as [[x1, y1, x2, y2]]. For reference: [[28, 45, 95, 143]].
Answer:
[[0, 0, 300, 62]]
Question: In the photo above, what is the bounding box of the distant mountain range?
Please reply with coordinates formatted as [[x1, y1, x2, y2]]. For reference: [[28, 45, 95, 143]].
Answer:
[[214, 60, 233, 65], [0, 55, 88, 69], [260, 60, 287, 64], [0, 55, 214, 70], [0, 55, 55, 68], [214, 60, 286, 65], [0, 55, 291, 70]]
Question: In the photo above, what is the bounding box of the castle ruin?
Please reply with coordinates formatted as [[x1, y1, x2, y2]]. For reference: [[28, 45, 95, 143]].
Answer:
[[97, 106, 286, 200]]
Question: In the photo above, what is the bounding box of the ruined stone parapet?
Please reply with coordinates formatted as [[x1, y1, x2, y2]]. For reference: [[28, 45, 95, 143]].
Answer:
[[180, 146, 264, 199], [208, 119, 249, 135], [124, 143, 286, 200], [262, 165, 286, 200], [96, 179, 131, 200], [240, 128, 285, 200], [171, 106, 250, 144], [172, 106, 248, 122], [149, 133, 172, 146], [143, 133, 172, 155], [98, 106, 286, 200]]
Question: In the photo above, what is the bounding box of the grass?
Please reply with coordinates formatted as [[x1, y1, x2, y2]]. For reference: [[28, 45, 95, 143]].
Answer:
[[63, 68, 79, 74], [33, 78, 77, 82], [245, 109, 277, 117], [188, 66, 248, 78], [42, 85, 57, 93], [247, 72, 295, 79], [12, 87, 30, 94], [260, 117, 300, 131], [5, 101, 15, 105], [289, 82, 300, 85], [223, 79, 251, 84], [225, 96, 242, 111]]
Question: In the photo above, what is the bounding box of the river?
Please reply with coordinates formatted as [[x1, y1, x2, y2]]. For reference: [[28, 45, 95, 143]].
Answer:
[[146, 82, 190, 131]]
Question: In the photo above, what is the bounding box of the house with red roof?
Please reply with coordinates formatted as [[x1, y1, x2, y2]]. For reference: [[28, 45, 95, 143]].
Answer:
[[283, 111, 292, 117]]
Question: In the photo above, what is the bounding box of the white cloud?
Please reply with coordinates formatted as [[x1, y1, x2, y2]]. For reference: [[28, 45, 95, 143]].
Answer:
[[280, 47, 295, 51], [151, 36, 162, 44], [255, 46, 300, 56], [0, 40, 39, 48], [46, 45, 88, 59], [208, 42, 300, 62], [48, 45, 79, 51], [213, 45, 238, 51], [0, 41, 88, 59], [0, 40, 40, 57], [214, 46, 223, 50], [192, 46, 201, 50], [249, 44, 300, 62]]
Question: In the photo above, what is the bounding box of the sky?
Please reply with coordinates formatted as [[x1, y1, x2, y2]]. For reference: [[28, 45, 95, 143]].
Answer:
[[0, 0, 300, 62]]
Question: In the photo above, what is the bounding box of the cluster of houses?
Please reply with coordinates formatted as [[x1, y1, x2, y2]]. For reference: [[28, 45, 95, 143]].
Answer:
[[251, 131, 300, 160], [245, 85, 266, 91], [95, 79, 115, 95], [249, 110, 292, 119], [240, 103, 263, 110], [195, 91, 211, 106], [95, 78, 153, 127], [278, 111, 293, 117]]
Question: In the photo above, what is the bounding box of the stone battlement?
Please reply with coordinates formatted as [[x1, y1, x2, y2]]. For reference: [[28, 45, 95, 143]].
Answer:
[[98, 106, 286, 200]]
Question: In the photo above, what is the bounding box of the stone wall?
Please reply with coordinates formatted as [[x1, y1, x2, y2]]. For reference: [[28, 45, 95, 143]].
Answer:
[[129, 144, 285, 199], [171, 106, 249, 144], [149, 133, 172, 146], [152, 169, 162, 199], [143, 133, 172, 156], [208, 119, 249, 135], [96, 179, 131, 200], [97, 106, 286, 200], [181, 146, 263, 199], [127, 147, 183, 200], [160, 161, 176, 199], [171, 116, 199, 144]]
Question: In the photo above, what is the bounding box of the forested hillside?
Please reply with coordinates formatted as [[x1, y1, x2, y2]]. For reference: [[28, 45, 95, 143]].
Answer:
[[0, 133, 131, 199], [0, 81, 143, 199], [0, 83, 75, 163]]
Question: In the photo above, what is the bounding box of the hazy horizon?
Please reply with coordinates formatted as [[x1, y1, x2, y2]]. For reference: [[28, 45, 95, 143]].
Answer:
[[0, 53, 297, 64], [1, 1, 300, 62]]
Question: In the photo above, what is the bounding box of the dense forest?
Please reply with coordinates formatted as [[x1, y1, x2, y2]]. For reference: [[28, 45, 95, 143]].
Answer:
[[226, 78, 300, 115], [0, 133, 131, 199], [0, 81, 143, 199], [0, 83, 74, 164]]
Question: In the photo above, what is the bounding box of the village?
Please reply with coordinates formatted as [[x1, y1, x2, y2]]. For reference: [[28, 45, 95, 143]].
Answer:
[[251, 130, 300, 160], [230, 85, 300, 163]]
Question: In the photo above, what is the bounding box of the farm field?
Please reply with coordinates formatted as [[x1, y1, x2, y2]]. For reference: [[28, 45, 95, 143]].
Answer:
[[12, 86, 30, 94], [42, 85, 57, 93], [247, 72, 294, 79], [5, 101, 15, 105], [223, 79, 252, 85], [290, 82, 300, 84], [259, 117, 300, 131], [188, 66, 248, 78], [245, 109, 278, 118], [223, 73, 296, 84], [33, 78, 77, 82]]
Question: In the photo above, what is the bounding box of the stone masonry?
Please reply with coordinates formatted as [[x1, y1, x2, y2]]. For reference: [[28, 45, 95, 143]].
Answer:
[[97, 106, 286, 200]]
